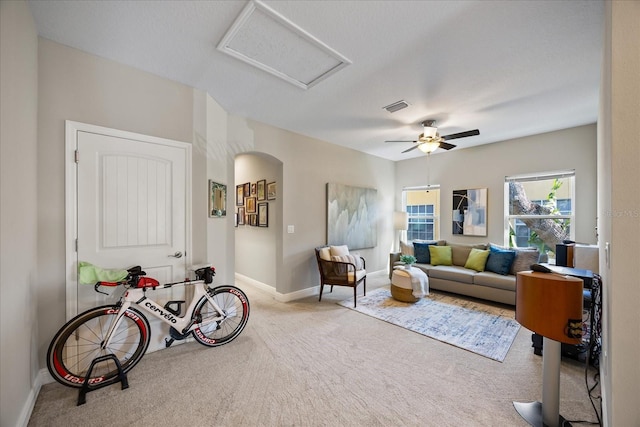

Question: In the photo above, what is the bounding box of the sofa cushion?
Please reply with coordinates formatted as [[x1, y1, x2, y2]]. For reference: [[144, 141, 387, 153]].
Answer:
[[489, 244, 539, 275], [485, 246, 516, 275], [450, 243, 488, 266], [473, 271, 516, 291], [414, 241, 438, 263], [509, 249, 540, 274], [428, 265, 475, 284], [464, 248, 490, 272], [429, 245, 453, 266], [400, 240, 414, 256]]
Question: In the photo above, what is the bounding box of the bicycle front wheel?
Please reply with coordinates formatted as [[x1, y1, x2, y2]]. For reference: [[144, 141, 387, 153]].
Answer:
[[47, 305, 150, 388], [192, 285, 250, 347]]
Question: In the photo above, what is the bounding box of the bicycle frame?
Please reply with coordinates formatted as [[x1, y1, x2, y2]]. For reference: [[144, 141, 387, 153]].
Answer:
[[102, 279, 226, 350]]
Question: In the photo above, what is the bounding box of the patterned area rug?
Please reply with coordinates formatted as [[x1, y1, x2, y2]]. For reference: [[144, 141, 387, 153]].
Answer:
[[338, 288, 520, 362]]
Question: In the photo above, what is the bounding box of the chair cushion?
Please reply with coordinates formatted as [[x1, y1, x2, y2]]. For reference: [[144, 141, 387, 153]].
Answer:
[[318, 247, 331, 261], [330, 245, 350, 257], [464, 248, 490, 272], [429, 245, 453, 266], [331, 254, 364, 274]]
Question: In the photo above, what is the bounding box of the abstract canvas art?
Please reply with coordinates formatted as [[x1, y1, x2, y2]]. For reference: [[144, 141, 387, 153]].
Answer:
[[452, 188, 487, 236], [327, 183, 377, 249]]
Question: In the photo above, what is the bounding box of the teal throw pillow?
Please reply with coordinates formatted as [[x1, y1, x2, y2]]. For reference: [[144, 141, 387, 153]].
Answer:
[[429, 245, 452, 266], [485, 246, 517, 275], [413, 241, 437, 264], [464, 248, 490, 272]]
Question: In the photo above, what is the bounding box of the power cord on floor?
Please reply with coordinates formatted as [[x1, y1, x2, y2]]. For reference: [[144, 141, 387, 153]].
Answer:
[[563, 274, 603, 427]]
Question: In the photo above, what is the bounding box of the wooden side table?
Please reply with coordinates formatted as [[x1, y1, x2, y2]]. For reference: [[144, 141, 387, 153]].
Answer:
[[513, 271, 584, 427]]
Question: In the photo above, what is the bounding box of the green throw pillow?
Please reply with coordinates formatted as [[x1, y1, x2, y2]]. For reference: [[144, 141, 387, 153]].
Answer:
[[464, 248, 490, 272], [429, 245, 452, 266]]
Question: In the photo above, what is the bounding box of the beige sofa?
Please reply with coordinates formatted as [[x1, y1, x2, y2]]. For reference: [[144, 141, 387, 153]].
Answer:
[[389, 241, 540, 306]]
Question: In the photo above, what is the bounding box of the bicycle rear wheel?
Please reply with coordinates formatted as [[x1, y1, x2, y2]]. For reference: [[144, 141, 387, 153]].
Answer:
[[47, 305, 150, 388], [192, 285, 250, 347]]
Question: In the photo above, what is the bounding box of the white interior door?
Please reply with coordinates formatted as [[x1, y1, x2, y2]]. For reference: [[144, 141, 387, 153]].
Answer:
[[68, 123, 192, 352]]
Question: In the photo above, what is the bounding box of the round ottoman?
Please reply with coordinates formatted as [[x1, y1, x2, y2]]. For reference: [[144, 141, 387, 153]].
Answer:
[[391, 268, 428, 303]]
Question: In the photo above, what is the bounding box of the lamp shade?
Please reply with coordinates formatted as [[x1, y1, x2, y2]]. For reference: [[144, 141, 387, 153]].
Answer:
[[393, 211, 408, 231]]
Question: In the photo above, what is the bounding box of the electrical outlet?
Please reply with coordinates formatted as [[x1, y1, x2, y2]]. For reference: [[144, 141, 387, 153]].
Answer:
[[287, 225, 294, 234]]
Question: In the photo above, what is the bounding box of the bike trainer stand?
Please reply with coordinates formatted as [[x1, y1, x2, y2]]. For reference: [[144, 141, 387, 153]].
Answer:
[[78, 354, 129, 406]]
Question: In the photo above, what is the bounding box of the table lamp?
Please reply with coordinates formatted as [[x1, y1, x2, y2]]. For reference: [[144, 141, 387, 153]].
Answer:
[[513, 270, 584, 427], [393, 211, 408, 252]]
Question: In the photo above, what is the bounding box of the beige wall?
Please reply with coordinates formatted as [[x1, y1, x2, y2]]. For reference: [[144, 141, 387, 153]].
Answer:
[[229, 118, 397, 296], [235, 152, 282, 290], [36, 39, 197, 367], [395, 124, 598, 246], [599, 1, 640, 425], [0, 1, 39, 426]]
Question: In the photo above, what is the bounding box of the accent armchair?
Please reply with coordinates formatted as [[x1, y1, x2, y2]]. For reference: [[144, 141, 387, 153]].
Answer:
[[315, 245, 366, 307]]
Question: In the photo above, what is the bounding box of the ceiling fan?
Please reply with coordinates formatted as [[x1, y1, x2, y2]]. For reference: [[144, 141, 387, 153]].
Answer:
[[385, 120, 480, 154]]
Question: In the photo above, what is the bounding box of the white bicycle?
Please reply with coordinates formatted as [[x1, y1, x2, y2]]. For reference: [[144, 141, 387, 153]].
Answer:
[[47, 265, 250, 389]]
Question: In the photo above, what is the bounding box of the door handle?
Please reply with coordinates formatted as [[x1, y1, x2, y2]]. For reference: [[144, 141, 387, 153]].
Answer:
[[168, 251, 183, 259]]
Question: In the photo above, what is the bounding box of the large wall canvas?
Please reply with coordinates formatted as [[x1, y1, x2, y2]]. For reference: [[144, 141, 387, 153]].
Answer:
[[452, 188, 487, 236], [327, 183, 377, 249]]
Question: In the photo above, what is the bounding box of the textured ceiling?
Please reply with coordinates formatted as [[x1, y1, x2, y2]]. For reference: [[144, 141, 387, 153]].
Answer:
[[28, 0, 604, 161]]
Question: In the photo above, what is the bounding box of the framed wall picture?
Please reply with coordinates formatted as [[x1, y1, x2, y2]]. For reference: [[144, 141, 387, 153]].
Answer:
[[267, 181, 276, 200], [237, 207, 245, 225], [248, 214, 257, 226], [208, 181, 226, 218], [246, 196, 257, 213], [452, 188, 487, 236], [243, 182, 250, 197], [258, 202, 268, 227], [236, 185, 244, 206], [257, 179, 266, 201], [250, 182, 257, 196]]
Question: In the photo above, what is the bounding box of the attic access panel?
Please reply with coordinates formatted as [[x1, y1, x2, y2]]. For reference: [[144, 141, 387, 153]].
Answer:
[[217, 0, 351, 90]]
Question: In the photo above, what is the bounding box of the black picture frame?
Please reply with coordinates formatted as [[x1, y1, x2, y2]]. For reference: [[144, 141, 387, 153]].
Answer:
[[258, 202, 268, 227]]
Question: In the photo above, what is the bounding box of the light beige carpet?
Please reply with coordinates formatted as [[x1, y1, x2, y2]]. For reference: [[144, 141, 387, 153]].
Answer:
[[28, 271, 600, 426]]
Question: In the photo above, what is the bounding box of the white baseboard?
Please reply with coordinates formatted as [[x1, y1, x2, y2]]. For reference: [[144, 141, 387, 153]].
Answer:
[[16, 369, 52, 427], [234, 269, 387, 303]]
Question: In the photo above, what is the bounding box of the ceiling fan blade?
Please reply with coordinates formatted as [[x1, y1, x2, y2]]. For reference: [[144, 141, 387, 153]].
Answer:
[[442, 129, 480, 141], [385, 140, 417, 143], [401, 145, 420, 153], [439, 142, 456, 150]]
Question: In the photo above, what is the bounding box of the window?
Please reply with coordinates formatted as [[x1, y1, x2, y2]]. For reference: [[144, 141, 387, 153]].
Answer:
[[402, 186, 440, 241], [505, 171, 575, 256]]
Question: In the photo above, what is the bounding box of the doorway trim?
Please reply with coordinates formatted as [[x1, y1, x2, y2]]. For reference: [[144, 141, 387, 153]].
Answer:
[[65, 120, 192, 320]]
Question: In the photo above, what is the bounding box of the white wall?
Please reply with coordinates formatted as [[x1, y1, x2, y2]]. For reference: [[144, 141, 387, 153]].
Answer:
[[0, 1, 39, 426], [599, 2, 640, 425], [395, 125, 598, 246]]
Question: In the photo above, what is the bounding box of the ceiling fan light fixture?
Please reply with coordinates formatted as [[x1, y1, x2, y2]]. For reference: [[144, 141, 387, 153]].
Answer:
[[418, 141, 441, 153]]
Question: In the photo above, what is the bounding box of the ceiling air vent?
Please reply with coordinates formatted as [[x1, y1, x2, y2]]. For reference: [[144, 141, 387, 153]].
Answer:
[[383, 100, 409, 113]]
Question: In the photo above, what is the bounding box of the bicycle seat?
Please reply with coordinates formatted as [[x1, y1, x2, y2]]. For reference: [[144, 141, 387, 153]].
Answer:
[[128, 266, 146, 276]]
